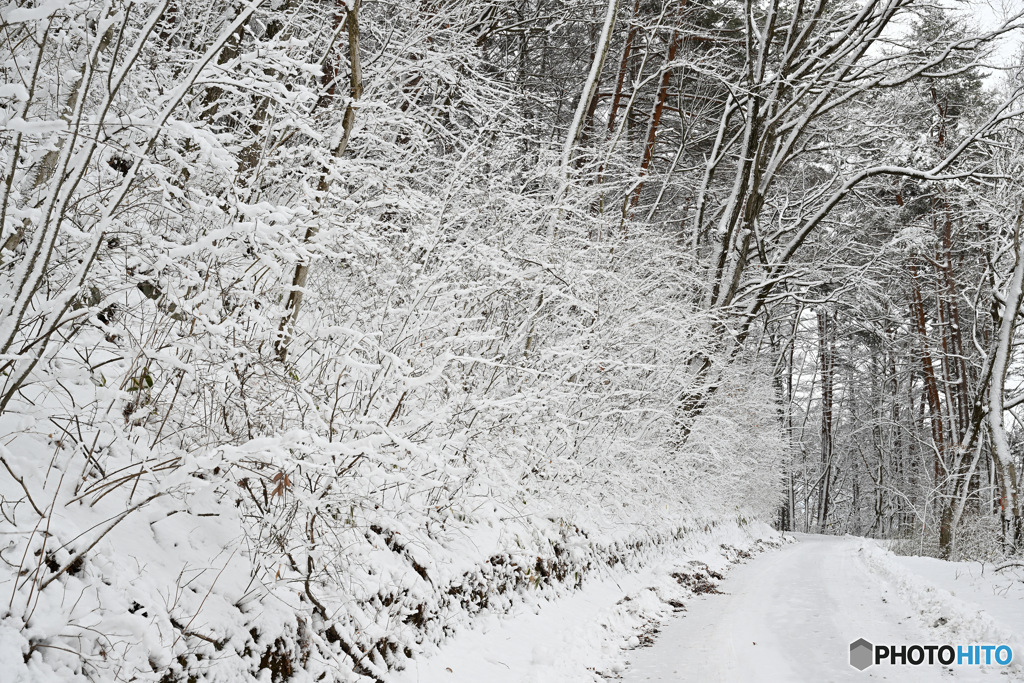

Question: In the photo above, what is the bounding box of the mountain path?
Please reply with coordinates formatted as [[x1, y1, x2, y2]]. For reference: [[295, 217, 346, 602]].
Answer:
[[622, 534, 990, 682]]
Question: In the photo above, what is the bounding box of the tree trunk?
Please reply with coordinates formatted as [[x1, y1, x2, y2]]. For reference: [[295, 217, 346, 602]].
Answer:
[[560, 0, 619, 177], [988, 215, 1024, 551], [607, 0, 640, 135], [908, 263, 946, 483], [628, 31, 679, 209], [276, 0, 363, 360], [817, 307, 836, 531]]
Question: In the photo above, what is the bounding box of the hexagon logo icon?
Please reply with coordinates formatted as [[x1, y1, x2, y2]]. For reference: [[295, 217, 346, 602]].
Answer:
[[850, 638, 873, 670]]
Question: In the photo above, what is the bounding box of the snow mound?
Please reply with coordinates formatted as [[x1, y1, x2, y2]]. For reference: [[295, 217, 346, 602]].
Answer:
[[859, 538, 1024, 671]]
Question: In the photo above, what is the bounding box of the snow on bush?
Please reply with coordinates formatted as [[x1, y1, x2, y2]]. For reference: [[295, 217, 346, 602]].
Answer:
[[0, 1, 788, 681]]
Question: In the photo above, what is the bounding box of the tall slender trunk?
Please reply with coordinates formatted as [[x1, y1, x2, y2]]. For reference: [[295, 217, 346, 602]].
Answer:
[[560, 0, 619, 178], [628, 31, 679, 208], [276, 0, 363, 360], [770, 315, 797, 531], [786, 323, 796, 531], [817, 307, 836, 531], [908, 263, 946, 481], [607, 0, 640, 135], [988, 216, 1024, 551]]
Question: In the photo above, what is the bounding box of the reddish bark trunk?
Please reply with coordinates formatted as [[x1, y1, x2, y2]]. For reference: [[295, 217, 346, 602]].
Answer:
[[607, 0, 640, 134], [629, 31, 679, 207], [908, 262, 946, 483]]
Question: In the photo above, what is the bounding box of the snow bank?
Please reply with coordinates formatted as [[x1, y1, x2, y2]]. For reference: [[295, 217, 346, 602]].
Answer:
[[395, 521, 786, 682], [859, 538, 1024, 671], [0, 407, 782, 683]]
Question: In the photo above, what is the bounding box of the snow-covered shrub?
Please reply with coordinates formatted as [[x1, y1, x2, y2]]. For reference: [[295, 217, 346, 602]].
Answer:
[[0, 0, 789, 681], [955, 513, 1005, 563]]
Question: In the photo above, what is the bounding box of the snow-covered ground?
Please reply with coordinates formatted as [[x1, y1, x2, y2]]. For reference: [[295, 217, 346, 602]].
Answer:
[[396, 533, 1024, 682], [889, 553, 1024, 643], [626, 534, 1024, 682], [393, 522, 784, 683]]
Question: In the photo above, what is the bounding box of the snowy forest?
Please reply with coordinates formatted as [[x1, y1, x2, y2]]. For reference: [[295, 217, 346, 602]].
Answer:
[[3, 0, 1024, 680]]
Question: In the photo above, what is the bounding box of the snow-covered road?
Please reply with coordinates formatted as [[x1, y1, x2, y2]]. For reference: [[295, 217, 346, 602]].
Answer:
[[623, 534, 997, 682], [396, 530, 1024, 682]]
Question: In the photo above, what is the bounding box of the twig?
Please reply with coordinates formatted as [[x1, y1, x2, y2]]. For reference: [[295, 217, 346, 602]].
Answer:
[[38, 493, 163, 591], [0, 454, 43, 517]]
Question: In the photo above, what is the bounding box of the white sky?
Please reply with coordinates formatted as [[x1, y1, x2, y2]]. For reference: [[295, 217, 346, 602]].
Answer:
[[962, 0, 1024, 78]]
